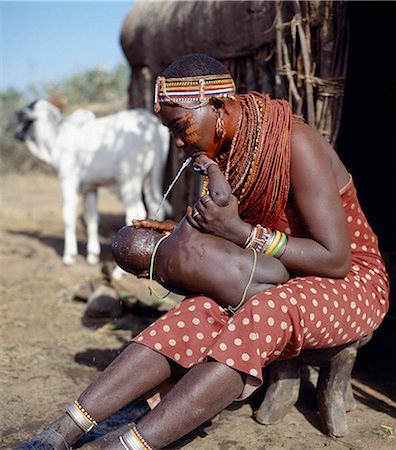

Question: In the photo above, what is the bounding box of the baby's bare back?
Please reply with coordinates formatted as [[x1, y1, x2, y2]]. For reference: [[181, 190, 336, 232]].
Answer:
[[156, 218, 272, 307]]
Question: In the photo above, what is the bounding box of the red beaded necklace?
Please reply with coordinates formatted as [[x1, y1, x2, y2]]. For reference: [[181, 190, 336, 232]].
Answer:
[[215, 92, 292, 227]]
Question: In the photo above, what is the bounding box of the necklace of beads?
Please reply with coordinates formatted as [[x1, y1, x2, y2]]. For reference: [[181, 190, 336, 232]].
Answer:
[[215, 92, 291, 227]]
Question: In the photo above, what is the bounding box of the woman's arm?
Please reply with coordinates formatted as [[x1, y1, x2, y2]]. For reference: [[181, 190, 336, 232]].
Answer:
[[278, 123, 351, 277], [188, 124, 351, 278], [193, 154, 232, 206], [187, 154, 249, 231]]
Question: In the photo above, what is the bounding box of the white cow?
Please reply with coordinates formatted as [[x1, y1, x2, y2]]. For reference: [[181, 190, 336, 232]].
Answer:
[[15, 99, 170, 267]]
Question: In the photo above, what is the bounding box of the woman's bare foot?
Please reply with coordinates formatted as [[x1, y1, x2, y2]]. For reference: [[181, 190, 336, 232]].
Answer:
[[15, 415, 84, 450]]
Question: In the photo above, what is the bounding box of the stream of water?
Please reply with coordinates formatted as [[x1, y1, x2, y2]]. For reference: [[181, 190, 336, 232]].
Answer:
[[155, 156, 193, 219]]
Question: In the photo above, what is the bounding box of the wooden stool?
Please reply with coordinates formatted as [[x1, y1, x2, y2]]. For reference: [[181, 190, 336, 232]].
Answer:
[[255, 335, 372, 437]]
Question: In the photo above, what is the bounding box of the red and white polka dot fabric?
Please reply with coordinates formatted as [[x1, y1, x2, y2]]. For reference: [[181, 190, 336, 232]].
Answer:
[[133, 178, 389, 399]]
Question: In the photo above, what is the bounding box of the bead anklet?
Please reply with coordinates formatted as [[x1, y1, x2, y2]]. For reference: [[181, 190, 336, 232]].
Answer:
[[66, 400, 98, 433], [119, 425, 153, 450]]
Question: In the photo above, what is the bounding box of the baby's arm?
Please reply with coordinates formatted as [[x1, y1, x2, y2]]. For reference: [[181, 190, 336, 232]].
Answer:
[[194, 155, 231, 207]]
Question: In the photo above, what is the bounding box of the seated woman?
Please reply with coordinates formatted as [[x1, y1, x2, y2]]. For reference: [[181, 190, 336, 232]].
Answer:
[[18, 53, 389, 450], [112, 155, 289, 313]]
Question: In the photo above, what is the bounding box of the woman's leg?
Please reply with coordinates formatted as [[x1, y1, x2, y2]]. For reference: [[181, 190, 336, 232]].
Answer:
[[109, 360, 244, 450], [33, 343, 172, 449]]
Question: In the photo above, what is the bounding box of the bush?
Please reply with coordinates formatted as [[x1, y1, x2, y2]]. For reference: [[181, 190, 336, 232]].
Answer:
[[0, 64, 130, 173]]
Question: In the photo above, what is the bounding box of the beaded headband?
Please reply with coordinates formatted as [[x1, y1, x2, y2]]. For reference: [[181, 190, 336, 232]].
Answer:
[[154, 74, 236, 112]]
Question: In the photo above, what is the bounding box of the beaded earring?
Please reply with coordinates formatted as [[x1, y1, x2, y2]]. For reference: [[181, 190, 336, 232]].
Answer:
[[216, 112, 225, 138], [212, 98, 226, 139]]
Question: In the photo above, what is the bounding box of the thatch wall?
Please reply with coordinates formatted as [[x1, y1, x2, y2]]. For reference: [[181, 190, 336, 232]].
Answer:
[[120, 0, 349, 219]]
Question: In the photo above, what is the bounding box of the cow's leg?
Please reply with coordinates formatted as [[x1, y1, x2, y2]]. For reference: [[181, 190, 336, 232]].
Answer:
[[123, 187, 147, 223], [143, 158, 173, 220], [143, 173, 160, 219], [61, 181, 79, 265], [84, 190, 100, 265], [121, 179, 147, 225], [143, 175, 172, 221]]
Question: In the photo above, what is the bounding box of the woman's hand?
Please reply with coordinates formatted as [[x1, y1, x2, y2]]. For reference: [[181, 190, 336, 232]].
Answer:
[[192, 154, 217, 175], [186, 193, 252, 246], [189, 153, 251, 245]]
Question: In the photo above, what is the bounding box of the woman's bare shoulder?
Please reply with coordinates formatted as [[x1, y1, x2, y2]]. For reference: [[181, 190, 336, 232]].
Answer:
[[290, 121, 349, 188], [291, 121, 328, 150]]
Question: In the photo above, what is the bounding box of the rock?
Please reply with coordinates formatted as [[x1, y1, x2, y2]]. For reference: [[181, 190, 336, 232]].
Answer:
[[73, 278, 103, 302], [85, 285, 124, 318], [112, 273, 184, 311]]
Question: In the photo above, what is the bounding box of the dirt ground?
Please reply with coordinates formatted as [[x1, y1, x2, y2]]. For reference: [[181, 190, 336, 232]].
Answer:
[[1, 172, 395, 450]]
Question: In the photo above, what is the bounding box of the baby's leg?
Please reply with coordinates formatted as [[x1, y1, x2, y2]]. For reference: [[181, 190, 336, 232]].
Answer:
[[225, 250, 289, 314], [188, 235, 289, 313], [247, 251, 290, 297]]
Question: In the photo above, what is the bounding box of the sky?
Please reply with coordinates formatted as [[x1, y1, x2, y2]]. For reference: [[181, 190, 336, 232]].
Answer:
[[0, 1, 135, 93]]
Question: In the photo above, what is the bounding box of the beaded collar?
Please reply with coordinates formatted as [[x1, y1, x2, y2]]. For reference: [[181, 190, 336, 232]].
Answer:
[[203, 92, 292, 228], [154, 74, 236, 112]]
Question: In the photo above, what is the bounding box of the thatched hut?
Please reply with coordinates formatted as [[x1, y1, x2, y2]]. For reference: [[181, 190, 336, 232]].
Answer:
[[121, 0, 349, 143], [121, 0, 349, 214]]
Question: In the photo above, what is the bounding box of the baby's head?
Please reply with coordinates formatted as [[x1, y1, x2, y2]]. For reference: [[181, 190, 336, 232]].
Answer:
[[112, 225, 164, 277]]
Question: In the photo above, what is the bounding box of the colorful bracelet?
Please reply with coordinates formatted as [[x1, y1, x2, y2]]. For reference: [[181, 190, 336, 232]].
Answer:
[[265, 229, 282, 254], [246, 224, 288, 258], [275, 233, 288, 258], [66, 400, 98, 433], [253, 224, 272, 252], [268, 230, 287, 257], [245, 224, 271, 252], [243, 224, 257, 248]]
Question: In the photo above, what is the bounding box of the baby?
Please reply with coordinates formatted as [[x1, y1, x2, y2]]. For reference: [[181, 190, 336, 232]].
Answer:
[[112, 156, 289, 313]]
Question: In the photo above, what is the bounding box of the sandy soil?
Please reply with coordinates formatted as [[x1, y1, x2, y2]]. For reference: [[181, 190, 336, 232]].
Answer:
[[0, 173, 395, 450]]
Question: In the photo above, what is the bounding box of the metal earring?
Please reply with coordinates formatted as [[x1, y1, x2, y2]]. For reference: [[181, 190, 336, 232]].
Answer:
[[215, 109, 226, 139]]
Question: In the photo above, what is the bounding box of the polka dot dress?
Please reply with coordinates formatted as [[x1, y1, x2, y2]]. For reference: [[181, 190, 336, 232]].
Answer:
[[133, 178, 389, 399]]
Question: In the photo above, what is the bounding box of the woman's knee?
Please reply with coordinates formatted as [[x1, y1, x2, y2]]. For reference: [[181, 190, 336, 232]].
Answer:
[[188, 360, 245, 398], [111, 342, 172, 376]]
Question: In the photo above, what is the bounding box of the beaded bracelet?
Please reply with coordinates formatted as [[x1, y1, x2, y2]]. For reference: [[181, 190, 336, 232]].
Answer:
[[245, 224, 288, 258], [66, 400, 98, 433], [244, 224, 271, 252], [245, 224, 273, 252], [243, 224, 257, 248]]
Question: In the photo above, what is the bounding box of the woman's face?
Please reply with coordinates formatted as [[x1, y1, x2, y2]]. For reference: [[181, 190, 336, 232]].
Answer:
[[158, 104, 220, 160]]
